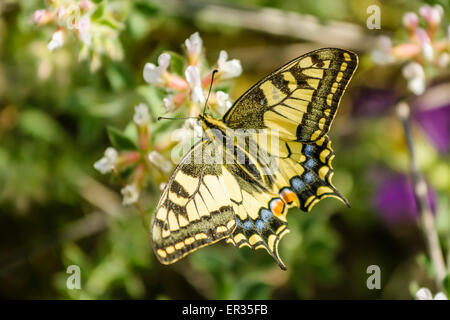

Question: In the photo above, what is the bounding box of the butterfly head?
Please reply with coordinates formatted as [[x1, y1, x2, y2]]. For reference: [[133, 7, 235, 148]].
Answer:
[[198, 113, 224, 131]]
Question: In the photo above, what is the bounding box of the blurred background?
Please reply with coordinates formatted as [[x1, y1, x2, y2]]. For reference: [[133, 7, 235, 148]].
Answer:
[[0, 0, 449, 299]]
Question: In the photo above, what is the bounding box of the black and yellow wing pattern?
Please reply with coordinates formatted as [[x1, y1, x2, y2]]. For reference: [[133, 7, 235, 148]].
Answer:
[[221, 48, 358, 268], [223, 48, 358, 142], [151, 48, 358, 269], [151, 140, 237, 264]]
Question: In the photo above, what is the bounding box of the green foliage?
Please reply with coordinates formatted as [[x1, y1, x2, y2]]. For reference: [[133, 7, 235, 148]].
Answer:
[[107, 126, 137, 150]]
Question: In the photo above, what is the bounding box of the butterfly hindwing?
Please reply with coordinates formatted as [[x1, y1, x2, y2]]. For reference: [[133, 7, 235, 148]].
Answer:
[[151, 140, 237, 264], [223, 48, 358, 142], [222, 132, 347, 269], [220, 158, 290, 269], [276, 134, 349, 212]]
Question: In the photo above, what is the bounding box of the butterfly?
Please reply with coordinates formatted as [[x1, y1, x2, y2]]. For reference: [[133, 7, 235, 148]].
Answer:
[[151, 48, 358, 270]]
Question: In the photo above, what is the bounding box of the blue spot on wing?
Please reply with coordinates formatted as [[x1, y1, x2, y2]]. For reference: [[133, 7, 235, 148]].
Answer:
[[304, 144, 314, 156], [243, 220, 253, 230], [255, 220, 265, 231], [291, 176, 305, 192], [260, 208, 272, 222], [305, 158, 315, 169], [304, 172, 315, 183]]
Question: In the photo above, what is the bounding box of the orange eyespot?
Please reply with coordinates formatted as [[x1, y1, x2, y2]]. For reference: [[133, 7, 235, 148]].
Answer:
[[280, 188, 297, 204], [270, 198, 285, 216]]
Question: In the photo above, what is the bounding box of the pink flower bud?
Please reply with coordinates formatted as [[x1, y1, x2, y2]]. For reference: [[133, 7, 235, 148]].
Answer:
[[32, 9, 46, 24], [165, 74, 188, 90], [121, 151, 141, 165], [402, 12, 419, 30], [80, 0, 94, 12], [414, 28, 434, 61], [419, 5, 442, 27]]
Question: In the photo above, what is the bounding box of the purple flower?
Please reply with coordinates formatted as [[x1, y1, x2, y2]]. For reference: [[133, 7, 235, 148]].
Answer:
[[413, 104, 450, 154], [352, 88, 397, 117], [354, 82, 450, 154], [374, 174, 436, 225]]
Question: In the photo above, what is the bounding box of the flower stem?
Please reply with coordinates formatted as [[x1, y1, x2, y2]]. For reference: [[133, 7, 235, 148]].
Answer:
[[396, 101, 447, 290]]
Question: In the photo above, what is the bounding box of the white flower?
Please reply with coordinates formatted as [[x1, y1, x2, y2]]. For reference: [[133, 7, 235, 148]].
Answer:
[[121, 184, 139, 205], [434, 292, 448, 300], [77, 16, 91, 45], [172, 118, 202, 143], [163, 96, 176, 112], [185, 118, 203, 139], [133, 103, 150, 126], [94, 147, 118, 174], [371, 36, 395, 65], [143, 53, 171, 84], [422, 43, 434, 62], [402, 62, 425, 95], [215, 91, 232, 115], [414, 28, 434, 62], [416, 287, 448, 300], [185, 65, 205, 105], [185, 32, 203, 58], [57, 5, 66, 20], [171, 128, 189, 143], [438, 52, 450, 68], [148, 151, 172, 173], [48, 30, 65, 51], [217, 50, 242, 79], [416, 287, 433, 300]]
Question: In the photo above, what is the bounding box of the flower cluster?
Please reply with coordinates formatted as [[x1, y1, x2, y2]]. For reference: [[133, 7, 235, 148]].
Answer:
[[94, 32, 242, 206], [416, 287, 448, 300], [94, 103, 173, 205], [371, 4, 449, 95], [143, 32, 242, 161], [143, 32, 241, 119], [31, 0, 125, 71]]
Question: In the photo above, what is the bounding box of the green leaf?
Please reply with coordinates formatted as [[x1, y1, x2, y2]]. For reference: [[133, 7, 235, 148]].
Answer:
[[106, 63, 132, 91], [107, 126, 137, 150], [99, 17, 124, 30], [91, 3, 105, 21], [135, 1, 160, 16], [443, 273, 450, 296], [167, 51, 185, 76], [18, 109, 66, 145], [136, 85, 165, 117], [127, 11, 153, 39]]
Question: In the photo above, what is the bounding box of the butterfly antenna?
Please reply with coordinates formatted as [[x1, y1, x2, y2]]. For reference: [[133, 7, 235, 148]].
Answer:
[[157, 116, 197, 121], [202, 69, 218, 115]]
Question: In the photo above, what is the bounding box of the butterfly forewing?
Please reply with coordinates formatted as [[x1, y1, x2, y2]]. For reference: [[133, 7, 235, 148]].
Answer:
[[223, 48, 358, 142], [151, 140, 237, 264]]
